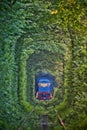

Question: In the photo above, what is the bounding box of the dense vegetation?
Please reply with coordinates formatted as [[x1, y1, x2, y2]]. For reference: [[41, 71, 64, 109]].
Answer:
[[0, 0, 87, 130]]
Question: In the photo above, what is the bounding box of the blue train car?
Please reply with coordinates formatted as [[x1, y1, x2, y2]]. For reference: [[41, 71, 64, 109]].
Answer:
[[35, 72, 56, 100]]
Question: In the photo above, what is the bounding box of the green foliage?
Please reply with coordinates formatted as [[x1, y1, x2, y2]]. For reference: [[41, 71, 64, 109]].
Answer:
[[0, 1, 26, 129], [0, 0, 87, 129]]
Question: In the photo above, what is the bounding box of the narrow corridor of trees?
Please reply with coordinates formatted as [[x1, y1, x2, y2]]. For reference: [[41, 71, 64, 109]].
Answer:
[[0, 0, 87, 130]]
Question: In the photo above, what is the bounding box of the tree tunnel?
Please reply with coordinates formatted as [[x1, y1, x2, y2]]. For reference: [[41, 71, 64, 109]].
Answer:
[[16, 36, 66, 129], [1, 1, 87, 130], [16, 33, 87, 130], [26, 50, 64, 105]]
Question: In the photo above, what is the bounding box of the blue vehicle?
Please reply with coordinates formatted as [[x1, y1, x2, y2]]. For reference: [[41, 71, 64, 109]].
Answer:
[[35, 72, 56, 100]]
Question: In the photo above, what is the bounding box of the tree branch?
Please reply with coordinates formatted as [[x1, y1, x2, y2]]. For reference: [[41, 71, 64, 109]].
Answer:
[[54, 109, 67, 130]]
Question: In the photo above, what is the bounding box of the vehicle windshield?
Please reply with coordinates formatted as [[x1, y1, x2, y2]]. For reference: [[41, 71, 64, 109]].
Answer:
[[38, 78, 50, 87]]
